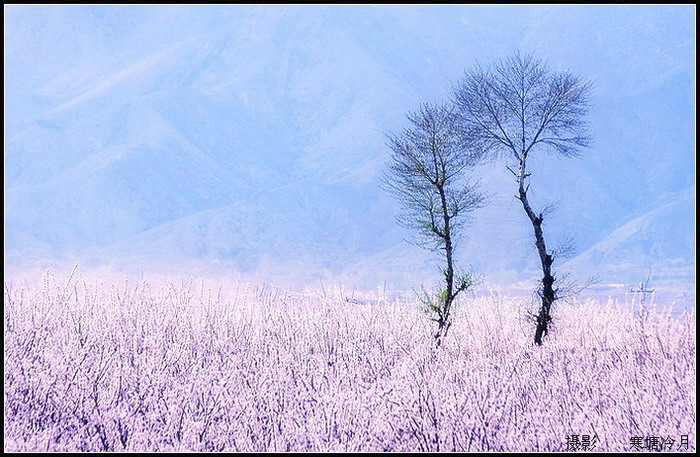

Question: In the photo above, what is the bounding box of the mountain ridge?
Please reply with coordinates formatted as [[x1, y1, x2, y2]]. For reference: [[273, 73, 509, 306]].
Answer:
[[5, 5, 694, 298]]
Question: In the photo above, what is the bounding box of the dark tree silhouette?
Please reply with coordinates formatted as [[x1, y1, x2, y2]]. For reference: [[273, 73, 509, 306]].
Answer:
[[383, 103, 485, 345], [452, 53, 593, 345]]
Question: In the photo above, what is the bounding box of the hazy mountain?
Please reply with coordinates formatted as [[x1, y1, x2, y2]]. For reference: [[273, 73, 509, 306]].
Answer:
[[4, 5, 695, 297], [561, 187, 695, 292]]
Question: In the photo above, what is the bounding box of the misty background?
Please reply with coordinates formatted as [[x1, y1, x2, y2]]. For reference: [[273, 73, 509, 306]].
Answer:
[[4, 5, 695, 304]]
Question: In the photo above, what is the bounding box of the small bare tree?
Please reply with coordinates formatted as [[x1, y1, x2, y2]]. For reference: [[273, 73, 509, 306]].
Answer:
[[383, 103, 485, 345], [452, 53, 592, 345]]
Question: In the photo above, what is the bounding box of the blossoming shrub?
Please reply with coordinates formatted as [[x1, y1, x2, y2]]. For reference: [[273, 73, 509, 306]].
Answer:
[[4, 274, 695, 452]]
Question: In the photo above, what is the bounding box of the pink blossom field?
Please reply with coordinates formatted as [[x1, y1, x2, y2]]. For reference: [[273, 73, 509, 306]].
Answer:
[[4, 272, 696, 452]]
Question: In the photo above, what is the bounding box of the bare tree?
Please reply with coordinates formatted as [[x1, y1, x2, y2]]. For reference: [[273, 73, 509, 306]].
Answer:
[[452, 53, 592, 345], [383, 103, 485, 345]]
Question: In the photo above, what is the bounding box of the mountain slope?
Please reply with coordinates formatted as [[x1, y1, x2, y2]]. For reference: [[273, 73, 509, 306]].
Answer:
[[4, 6, 695, 292], [561, 187, 695, 290]]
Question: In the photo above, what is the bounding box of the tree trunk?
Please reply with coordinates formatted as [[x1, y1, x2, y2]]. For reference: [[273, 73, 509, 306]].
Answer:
[[436, 185, 454, 344], [517, 165, 555, 346], [534, 248, 555, 346]]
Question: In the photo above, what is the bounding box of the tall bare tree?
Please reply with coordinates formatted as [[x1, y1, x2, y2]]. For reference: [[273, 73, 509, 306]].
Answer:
[[383, 103, 484, 344], [452, 53, 592, 345]]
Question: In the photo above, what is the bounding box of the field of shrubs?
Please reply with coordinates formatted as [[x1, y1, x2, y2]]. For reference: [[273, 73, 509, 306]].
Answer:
[[4, 272, 696, 452]]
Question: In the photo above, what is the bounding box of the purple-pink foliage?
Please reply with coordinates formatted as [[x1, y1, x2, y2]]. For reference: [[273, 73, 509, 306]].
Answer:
[[4, 273, 696, 452]]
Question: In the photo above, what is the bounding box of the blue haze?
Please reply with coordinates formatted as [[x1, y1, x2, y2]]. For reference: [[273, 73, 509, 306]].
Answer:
[[4, 5, 695, 302]]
